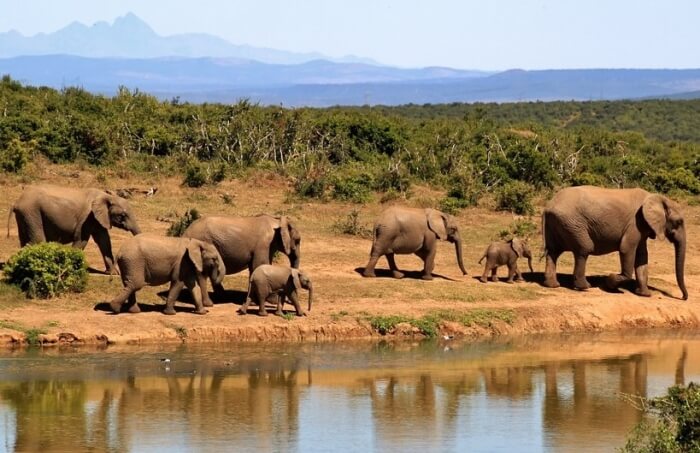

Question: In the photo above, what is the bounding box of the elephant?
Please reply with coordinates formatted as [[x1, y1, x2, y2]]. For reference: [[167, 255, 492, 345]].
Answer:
[[239, 264, 313, 317], [542, 186, 687, 300], [108, 234, 226, 315], [362, 207, 468, 280], [8, 185, 141, 274], [182, 214, 301, 306], [479, 238, 534, 283]]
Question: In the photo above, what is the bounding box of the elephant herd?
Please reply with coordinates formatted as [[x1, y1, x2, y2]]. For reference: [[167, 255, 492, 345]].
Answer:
[[5, 184, 689, 317]]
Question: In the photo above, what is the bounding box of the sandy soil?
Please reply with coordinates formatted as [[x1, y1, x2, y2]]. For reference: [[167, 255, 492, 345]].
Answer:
[[0, 161, 698, 346]]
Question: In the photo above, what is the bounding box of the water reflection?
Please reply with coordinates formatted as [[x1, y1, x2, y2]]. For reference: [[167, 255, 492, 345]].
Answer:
[[0, 333, 697, 452]]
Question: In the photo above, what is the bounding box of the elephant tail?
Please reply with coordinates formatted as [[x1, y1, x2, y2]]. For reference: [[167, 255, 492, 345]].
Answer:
[[6, 204, 15, 238], [478, 253, 486, 264]]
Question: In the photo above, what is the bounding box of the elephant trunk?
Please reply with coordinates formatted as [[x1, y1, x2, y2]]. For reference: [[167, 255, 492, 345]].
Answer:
[[454, 238, 468, 276], [213, 258, 226, 285], [289, 248, 300, 269], [306, 282, 313, 312], [673, 228, 688, 300], [128, 221, 142, 236]]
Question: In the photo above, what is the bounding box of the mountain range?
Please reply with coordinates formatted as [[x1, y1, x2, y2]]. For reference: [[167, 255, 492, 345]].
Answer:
[[1, 13, 699, 106]]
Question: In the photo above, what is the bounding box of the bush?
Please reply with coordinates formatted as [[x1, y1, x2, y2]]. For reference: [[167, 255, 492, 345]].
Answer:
[[331, 173, 374, 203], [333, 209, 373, 238], [439, 196, 471, 215], [0, 138, 31, 173], [167, 208, 201, 237], [497, 218, 538, 240], [622, 382, 700, 453], [4, 243, 88, 298], [183, 161, 207, 188], [495, 181, 536, 215]]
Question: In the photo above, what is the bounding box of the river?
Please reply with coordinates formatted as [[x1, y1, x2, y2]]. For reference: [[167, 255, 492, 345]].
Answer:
[[0, 331, 696, 452]]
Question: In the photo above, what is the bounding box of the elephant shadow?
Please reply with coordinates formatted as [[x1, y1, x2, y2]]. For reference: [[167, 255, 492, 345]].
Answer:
[[155, 288, 248, 306], [353, 267, 457, 281], [528, 272, 675, 298], [93, 301, 206, 315]]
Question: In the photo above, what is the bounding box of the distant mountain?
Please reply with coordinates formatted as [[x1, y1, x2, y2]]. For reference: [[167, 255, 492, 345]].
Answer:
[[1, 55, 698, 106], [0, 13, 377, 65]]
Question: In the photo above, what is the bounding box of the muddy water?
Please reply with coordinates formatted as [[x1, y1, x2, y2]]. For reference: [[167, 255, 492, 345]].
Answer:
[[0, 332, 697, 452]]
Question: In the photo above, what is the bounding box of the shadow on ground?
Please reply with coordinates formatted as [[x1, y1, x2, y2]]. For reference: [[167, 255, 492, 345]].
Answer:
[[354, 267, 458, 281]]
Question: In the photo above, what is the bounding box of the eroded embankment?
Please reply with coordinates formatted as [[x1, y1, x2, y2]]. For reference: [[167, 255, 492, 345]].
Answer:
[[0, 294, 698, 347]]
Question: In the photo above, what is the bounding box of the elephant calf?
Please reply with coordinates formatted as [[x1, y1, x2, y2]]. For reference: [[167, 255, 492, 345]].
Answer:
[[109, 234, 225, 315], [240, 265, 313, 317], [479, 238, 534, 283]]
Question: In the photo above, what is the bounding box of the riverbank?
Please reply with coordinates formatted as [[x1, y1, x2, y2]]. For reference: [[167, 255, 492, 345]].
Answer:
[[0, 164, 698, 346]]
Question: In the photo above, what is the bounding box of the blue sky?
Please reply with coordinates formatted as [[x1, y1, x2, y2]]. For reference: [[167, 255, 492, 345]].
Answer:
[[0, 0, 697, 70]]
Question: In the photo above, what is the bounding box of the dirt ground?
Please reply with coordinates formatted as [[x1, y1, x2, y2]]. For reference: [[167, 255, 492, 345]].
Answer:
[[0, 160, 698, 346]]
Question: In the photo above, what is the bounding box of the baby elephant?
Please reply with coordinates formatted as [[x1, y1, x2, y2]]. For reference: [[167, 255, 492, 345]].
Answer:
[[109, 234, 225, 315], [240, 265, 313, 317], [479, 238, 534, 283]]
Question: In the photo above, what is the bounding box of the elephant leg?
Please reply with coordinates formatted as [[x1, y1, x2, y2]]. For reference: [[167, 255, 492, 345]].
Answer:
[[199, 276, 214, 308], [275, 294, 286, 316], [573, 254, 591, 290], [480, 263, 490, 283], [256, 285, 268, 317], [288, 291, 305, 317], [109, 286, 136, 314], [239, 286, 254, 315], [164, 281, 185, 315], [506, 262, 517, 283], [491, 266, 499, 282], [543, 250, 561, 288], [187, 277, 208, 315], [607, 247, 637, 290], [386, 253, 404, 279], [124, 292, 141, 314], [515, 264, 525, 282], [634, 242, 651, 297], [420, 246, 437, 281], [362, 248, 381, 278]]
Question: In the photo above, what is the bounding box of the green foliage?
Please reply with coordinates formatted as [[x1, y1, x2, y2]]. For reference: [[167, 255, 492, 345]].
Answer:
[[621, 383, 700, 453], [439, 197, 472, 215], [183, 161, 208, 188], [166, 208, 201, 237], [0, 138, 31, 172], [498, 218, 538, 240], [333, 209, 373, 238], [4, 243, 88, 299], [495, 181, 536, 215], [367, 309, 516, 338]]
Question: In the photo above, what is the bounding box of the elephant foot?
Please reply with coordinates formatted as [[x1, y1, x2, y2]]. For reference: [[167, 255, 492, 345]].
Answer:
[[194, 308, 208, 315], [127, 304, 141, 314], [258, 309, 268, 317], [275, 310, 284, 317], [506, 279, 514, 284], [238, 308, 248, 315], [163, 307, 177, 316], [203, 299, 214, 308], [491, 277, 499, 283], [543, 277, 560, 288], [479, 277, 488, 283], [106, 267, 120, 276], [392, 271, 405, 279], [421, 274, 434, 281], [635, 287, 652, 297], [109, 301, 123, 314], [362, 269, 376, 278], [515, 278, 525, 283]]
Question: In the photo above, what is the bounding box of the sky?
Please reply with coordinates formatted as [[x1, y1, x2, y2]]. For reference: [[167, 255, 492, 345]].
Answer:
[[0, 0, 697, 70]]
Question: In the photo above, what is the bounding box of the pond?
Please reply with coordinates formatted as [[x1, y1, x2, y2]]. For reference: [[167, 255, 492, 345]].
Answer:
[[0, 331, 697, 452]]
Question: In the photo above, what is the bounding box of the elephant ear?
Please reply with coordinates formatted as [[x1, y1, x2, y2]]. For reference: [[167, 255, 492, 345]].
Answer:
[[186, 240, 204, 273], [91, 195, 112, 230], [642, 195, 667, 239], [279, 216, 292, 255], [426, 209, 447, 240], [291, 269, 302, 290], [510, 238, 524, 258]]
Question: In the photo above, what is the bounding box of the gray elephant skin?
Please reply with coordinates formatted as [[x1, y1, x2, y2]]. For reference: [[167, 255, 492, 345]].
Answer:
[[109, 234, 226, 315], [8, 185, 141, 274], [479, 238, 534, 283], [182, 214, 301, 305], [543, 185, 688, 300], [241, 264, 313, 317], [362, 206, 468, 280]]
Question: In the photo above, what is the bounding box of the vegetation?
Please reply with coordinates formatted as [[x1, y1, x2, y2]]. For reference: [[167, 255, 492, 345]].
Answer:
[[367, 308, 516, 337], [3, 243, 88, 299], [332, 209, 373, 238], [166, 208, 201, 237], [622, 383, 700, 453], [2, 77, 700, 214]]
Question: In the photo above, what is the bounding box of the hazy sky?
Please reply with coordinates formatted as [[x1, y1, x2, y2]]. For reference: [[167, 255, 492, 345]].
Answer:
[[0, 0, 697, 70]]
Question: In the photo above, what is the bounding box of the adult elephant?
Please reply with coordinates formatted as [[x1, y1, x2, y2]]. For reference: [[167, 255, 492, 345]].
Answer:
[[542, 185, 687, 300], [362, 207, 468, 280], [182, 214, 300, 306], [8, 185, 141, 274]]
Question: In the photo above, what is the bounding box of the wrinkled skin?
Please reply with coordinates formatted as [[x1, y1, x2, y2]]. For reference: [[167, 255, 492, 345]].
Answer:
[[362, 207, 468, 280], [183, 215, 300, 306], [543, 186, 688, 300], [240, 264, 313, 317], [109, 234, 225, 315], [9, 185, 141, 274], [479, 238, 534, 283]]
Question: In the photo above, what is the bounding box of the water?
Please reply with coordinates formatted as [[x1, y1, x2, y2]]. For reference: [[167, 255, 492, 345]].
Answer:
[[0, 331, 697, 452]]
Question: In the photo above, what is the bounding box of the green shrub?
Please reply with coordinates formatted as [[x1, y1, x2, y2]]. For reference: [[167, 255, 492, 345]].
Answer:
[[183, 161, 207, 188], [439, 196, 472, 215], [294, 171, 331, 200], [498, 218, 538, 240], [167, 208, 201, 237], [0, 138, 31, 173], [622, 382, 700, 453], [332, 173, 374, 203], [4, 243, 88, 298], [495, 181, 536, 215], [333, 209, 373, 238]]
